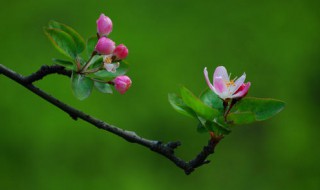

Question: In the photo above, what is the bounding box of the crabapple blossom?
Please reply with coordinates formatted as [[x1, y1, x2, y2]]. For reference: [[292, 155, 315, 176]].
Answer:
[[204, 66, 251, 100]]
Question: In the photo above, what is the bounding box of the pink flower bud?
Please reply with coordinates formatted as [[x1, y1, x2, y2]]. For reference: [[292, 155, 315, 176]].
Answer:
[[234, 82, 251, 98], [96, 13, 113, 36], [113, 75, 132, 94], [113, 44, 129, 59], [95, 37, 115, 55]]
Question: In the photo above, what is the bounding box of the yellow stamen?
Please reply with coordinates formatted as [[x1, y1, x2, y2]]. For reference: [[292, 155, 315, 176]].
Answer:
[[104, 57, 112, 64], [226, 80, 235, 87]]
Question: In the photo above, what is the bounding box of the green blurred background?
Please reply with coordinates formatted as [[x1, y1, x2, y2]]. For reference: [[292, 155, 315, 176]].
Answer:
[[1, 0, 319, 189]]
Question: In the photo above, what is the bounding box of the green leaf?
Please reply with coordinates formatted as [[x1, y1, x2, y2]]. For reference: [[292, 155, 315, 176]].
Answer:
[[200, 89, 224, 111], [94, 61, 129, 79], [94, 81, 113, 94], [44, 28, 77, 59], [52, 58, 74, 70], [87, 36, 98, 58], [226, 112, 256, 125], [71, 72, 93, 100], [49, 20, 85, 54], [231, 97, 285, 121], [180, 87, 220, 121], [168, 93, 197, 118], [88, 55, 103, 70]]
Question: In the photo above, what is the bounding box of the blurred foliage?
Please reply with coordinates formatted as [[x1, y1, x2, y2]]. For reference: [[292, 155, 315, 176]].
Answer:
[[0, 0, 319, 189]]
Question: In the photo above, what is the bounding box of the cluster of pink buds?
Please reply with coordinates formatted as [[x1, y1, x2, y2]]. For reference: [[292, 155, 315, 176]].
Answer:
[[95, 13, 131, 94]]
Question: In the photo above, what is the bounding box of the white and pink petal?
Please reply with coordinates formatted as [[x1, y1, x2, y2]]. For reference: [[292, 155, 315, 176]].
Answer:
[[204, 67, 216, 92], [214, 66, 229, 82], [213, 76, 227, 94], [229, 73, 246, 94], [104, 62, 120, 73]]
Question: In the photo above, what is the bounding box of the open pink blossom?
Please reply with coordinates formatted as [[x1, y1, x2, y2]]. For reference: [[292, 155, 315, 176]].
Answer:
[[113, 75, 132, 94], [204, 66, 251, 100]]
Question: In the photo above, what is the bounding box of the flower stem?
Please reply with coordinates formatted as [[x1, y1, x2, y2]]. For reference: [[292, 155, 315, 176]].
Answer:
[[80, 51, 97, 73], [224, 99, 238, 121], [81, 65, 103, 74]]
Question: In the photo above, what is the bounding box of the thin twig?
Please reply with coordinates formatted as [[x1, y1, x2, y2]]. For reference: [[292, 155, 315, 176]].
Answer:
[[0, 64, 222, 175]]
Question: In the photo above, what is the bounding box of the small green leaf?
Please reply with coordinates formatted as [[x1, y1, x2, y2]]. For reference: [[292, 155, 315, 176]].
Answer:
[[49, 20, 85, 54], [200, 89, 224, 111], [231, 97, 285, 121], [168, 93, 197, 118], [94, 61, 129, 79], [94, 81, 113, 94], [87, 36, 98, 57], [71, 72, 93, 100], [52, 58, 74, 70], [44, 28, 77, 59], [180, 87, 220, 121]]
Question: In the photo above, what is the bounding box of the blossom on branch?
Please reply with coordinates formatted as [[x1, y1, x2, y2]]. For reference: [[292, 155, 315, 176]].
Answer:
[[204, 66, 251, 100]]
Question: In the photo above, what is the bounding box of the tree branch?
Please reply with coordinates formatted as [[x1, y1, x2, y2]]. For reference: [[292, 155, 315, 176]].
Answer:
[[0, 64, 222, 175], [25, 65, 71, 83]]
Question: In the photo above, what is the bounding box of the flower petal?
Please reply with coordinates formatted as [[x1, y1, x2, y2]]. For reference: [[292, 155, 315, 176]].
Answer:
[[229, 72, 246, 94], [214, 76, 227, 94], [204, 67, 216, 92], [104, 62, 119, 73], [214, 66, 229, 82], [231, 82, 251, 98]]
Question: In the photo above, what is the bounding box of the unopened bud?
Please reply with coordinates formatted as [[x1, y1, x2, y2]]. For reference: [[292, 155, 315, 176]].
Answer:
[[96, 13, 113, 36], [113, 75, 132, 94], [95, 37, 115, 55], [113, 44, 128, 60]]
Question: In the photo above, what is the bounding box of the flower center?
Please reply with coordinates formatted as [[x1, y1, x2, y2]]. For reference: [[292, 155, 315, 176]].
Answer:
[[104, 57, 112, 64], [225, 80, 235, 87]]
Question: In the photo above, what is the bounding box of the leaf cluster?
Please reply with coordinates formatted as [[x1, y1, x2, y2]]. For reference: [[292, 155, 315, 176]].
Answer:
[[169, 87, 285, 135]]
